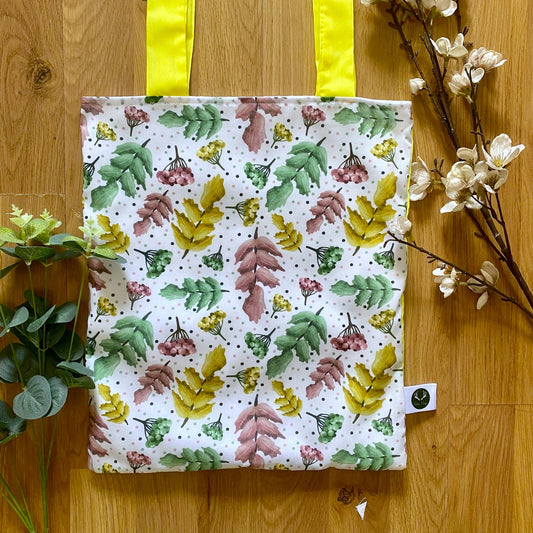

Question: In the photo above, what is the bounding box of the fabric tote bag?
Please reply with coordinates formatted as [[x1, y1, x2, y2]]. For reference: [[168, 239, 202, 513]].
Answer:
[[81, 0, 412, 473]]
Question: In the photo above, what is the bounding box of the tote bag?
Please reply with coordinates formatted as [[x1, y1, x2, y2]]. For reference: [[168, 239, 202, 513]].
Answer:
[[82, 0, 412, 473]]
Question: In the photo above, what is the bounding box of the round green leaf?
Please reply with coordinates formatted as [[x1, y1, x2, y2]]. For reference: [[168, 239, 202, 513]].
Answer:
[[13, 375, 52, 420], [50, 302, 77, 324], [0, 400, 27, 435], [57, 361, 93, 377], [53, 331, 84, 361], [46, 377, 68, 417], [0, 344, 37, 383]]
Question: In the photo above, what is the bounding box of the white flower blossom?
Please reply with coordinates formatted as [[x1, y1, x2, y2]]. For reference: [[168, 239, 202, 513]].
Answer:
[[422, 0, 457, 17], [448, 63, 485, 101], [467, 261, 499, 309], [409, 77, 426, 95], [387, 216, 412, 239], [482, 133, 525, 169], [468, 47, 506, 71], [480, 168, 508, 193], [433, 263, 460, 298], [431, 33, 468, 59], [443, 160, 488, 194], [440, 189, 482, 213], [409, 158, 432, 201], [456, 146, 478, 164]]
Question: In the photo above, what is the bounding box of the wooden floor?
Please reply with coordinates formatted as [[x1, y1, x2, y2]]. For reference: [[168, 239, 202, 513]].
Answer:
[[1, 1, 532, 531]]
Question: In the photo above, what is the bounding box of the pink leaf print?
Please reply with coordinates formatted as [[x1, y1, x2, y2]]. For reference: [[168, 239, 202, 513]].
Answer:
[[88, 402, 110, 457], [234, 395, 284, 468], [134, 362, 174, 405], [242, 111, 266, 154], [306, 189, 346, 234], [306, 356, 345, 399], [235, 229, 284, 323], [134, 191, 173, 236], [242, 284, 266, 324], [236, 98, 282, 153]]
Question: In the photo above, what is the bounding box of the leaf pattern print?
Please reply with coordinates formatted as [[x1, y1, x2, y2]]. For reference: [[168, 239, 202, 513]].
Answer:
[[306, 355, 345, 399], [271, 214, 303, 251], [88, 401, 110, 457], [160, 277, 227, 311], [234, 228, 284, 323], [334, 103, 400, 138], [234, 394, 285, 468], [272, 380, 303, 418], [97, 214, 130, 254], [158, 104, 226, 141], [134, 361, 174, 405], [266, 140, 328, 211], [172, 345, 226, 427], [134, 190, 173, 236], [330, 274, 397, 309], [90, 141, 152, 210], [306, 188, 346, 234], [266, 309, 327, 378], [343, 344, 397, 422], [171, 175, 225, 258], [94, 312, 154, 380], [98, 384, 130, 425], [236, 97, 282, 152], [332, 442, 398, 470], [160, 447, 226, 471], [343, 173, 397, 254]]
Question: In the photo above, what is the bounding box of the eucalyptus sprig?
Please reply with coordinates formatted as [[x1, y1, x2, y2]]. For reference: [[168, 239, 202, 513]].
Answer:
[[363, 0, 533, 322], [0, 206, 123, 532]]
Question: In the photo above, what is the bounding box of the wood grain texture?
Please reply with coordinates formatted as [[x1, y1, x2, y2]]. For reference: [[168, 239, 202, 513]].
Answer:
[[1, 1, 532, 532]]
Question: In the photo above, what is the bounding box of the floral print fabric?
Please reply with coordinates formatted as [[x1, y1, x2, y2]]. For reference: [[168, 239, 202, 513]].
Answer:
[[81, 96, 412, 472]]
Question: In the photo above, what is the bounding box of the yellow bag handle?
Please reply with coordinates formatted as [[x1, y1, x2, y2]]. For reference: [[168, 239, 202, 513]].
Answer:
[[146, 0, 195, 96], [146, 0, 355, 97], [313, 0, 356, 97]]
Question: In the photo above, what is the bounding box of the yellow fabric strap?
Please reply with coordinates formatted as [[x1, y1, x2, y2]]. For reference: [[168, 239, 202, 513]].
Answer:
[[146, 0, 195, 96], [313, 0, 356, 97]]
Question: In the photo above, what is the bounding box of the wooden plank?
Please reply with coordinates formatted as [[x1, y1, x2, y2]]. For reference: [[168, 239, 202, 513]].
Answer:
[[0, 0, 65, 195], [513, 405, 533, 533], [448, 406, 514, 533]]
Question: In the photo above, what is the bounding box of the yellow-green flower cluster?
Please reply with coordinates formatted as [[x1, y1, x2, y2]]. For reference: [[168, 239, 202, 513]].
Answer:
[[272, 294, 292, 318], [198, 310, 227, 340], [370, 138, 398, 168], [242, 367, 260, 393], [272, 123, 293, 146], [96, 297, 117, 318], [102, 463, 118, 473], [95, 121, 117, 144], [230, 198, 260, 226], [229, 367, 260, 393], [197, 140, 225, 169], [368, 309, 396, 338], [272, 463, 289, 470]]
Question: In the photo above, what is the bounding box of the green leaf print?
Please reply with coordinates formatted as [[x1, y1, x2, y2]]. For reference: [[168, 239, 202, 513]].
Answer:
[[331, 274, 397, 309], [332, 442, 397, 471], [333, 103, 399, 138], [265, 139, 328, 211], [157, 104, 225, 141], [159, 447, 226, 471], [265, 308, 327, 378], [160, 277, 227, 311], [90, 140, 152, 209], [94, 313, 154, 379]]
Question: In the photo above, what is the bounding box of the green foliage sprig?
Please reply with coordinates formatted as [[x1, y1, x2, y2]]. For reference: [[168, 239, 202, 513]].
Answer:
[[0, 206, 123, 532]]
